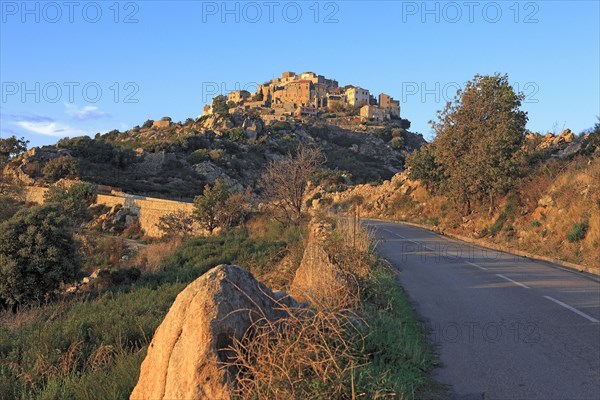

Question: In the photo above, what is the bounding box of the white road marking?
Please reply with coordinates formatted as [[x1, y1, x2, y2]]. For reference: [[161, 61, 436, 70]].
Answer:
[[543, 296, 600, 323], [467, 261, 488, 270], [381, 227, 490, 268], [382, 228, 434, 250], [496, 274, 530, 289]]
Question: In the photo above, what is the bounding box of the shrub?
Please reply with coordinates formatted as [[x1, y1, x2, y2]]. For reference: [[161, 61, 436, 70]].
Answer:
[[271, 121, 290, 132], [225, 127, 246, 143], [186, 149, 210, 165], [530, 219, 542, 228], [0, 204, 81, 306], [390, 136, 404, 149], [0, 195, 23, 222], [96, 268, 141, 289], [567, 221, 588, 243]]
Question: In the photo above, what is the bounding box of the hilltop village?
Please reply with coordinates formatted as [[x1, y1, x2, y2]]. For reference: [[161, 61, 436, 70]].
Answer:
[[203, 71, 401, 123]]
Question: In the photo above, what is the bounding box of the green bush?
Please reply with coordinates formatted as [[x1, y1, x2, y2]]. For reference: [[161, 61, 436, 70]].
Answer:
[[225, 127, 246, 143], [0, 195, 23, 222], [567, 221, 588, 242], [530, 219, 542, 228], [271, 121, 290, 132], [186, 149, 211, 165], [0, 204, 81, 307], [96, 267, 141, 289]]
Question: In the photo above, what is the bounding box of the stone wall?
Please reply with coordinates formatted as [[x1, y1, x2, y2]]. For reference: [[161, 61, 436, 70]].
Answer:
[[21, 186, 194, 238]]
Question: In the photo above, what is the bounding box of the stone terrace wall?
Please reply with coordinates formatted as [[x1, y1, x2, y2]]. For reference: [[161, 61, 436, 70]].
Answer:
[[21, 186, 194, 238]]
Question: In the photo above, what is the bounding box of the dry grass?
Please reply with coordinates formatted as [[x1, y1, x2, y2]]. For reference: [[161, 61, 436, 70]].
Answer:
[[135, 237, 183, 273], [227, 302, 366, 400]]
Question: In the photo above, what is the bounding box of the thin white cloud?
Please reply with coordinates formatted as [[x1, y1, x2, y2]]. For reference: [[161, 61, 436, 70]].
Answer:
[[65, 103, 109, 121], [16, 121, 86, 137]]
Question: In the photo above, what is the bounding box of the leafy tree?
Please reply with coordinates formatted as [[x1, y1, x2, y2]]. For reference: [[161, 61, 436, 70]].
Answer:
[[406, 143, 445, 192], [259, 145, 325, 225], [42, 156, 78, 183], [0, 204, 81, 307], [157, 210, 195, 238], [0, 136, 28, 167], [193, 179, 248, 234], [44, 182, 97, 223], [0, 136, 29, 194], [431, 73, 527, 213]]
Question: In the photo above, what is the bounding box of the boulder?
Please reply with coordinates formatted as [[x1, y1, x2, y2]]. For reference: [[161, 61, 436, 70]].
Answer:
[[538, 195, 555, 208], [192, 161, 241, 191], [130, 265, 297, 400]]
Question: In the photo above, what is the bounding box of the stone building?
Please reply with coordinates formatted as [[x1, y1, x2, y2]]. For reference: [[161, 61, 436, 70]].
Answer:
[[379, 93, 400, 118], [360, 105, 387, 122], [345, 86, 370, 108], [201, 71, 401, 122], [227, 90, 251, 104]]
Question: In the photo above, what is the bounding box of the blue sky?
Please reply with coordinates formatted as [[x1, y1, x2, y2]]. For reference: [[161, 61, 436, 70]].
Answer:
[[1, 0, 599, 147]]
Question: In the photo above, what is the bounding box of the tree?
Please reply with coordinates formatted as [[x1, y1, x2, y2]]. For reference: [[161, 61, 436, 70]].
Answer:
[[258, 145, 325, 225], [0, 204, 81, 307], [0, 136, 28, 167], [431, 73, 527, 213], [157, 210, 195, 238], [0, 136, 29, 195], [42, 156, 78, 183], [193, 179, 248, 234], [44, 181, 97, 223], [406, 143, 445, 192]]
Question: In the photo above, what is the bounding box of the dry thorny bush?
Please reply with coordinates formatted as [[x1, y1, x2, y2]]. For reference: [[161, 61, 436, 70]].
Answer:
[[225, 300, 367, 400]]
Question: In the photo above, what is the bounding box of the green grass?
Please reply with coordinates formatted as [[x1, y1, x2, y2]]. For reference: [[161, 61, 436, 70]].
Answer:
[[530, 219, 542, 228], [357, 262, 440, 398], [567, 221, 589, 243], [0, 226, 300, 400]]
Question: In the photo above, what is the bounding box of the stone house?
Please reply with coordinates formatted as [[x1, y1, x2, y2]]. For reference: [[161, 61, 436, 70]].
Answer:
[[379, 93, 400, 118], [152, 120, 171, 129], [227, 90, 251, 105], [346, 87, 370, 108], [201, 71, 402, 122], [360, 105, 388, 122]]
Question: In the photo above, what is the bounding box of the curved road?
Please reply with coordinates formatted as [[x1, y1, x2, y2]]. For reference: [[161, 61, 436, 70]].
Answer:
[[366, 220, 600, 400]]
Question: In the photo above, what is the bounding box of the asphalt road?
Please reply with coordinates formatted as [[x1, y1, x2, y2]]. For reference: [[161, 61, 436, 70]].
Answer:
[[365, 220, 600, 400]]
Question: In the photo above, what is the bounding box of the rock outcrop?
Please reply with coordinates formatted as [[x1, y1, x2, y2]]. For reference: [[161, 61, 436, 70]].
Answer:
[[130, 264, 297, 400], [291, 222, 359, 309]]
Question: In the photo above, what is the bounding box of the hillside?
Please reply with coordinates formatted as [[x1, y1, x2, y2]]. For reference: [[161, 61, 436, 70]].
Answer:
[[3, 112, 424, 199]]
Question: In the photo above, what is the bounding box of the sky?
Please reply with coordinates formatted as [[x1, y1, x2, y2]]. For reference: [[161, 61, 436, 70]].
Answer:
[[1, 0, 599, 147]]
